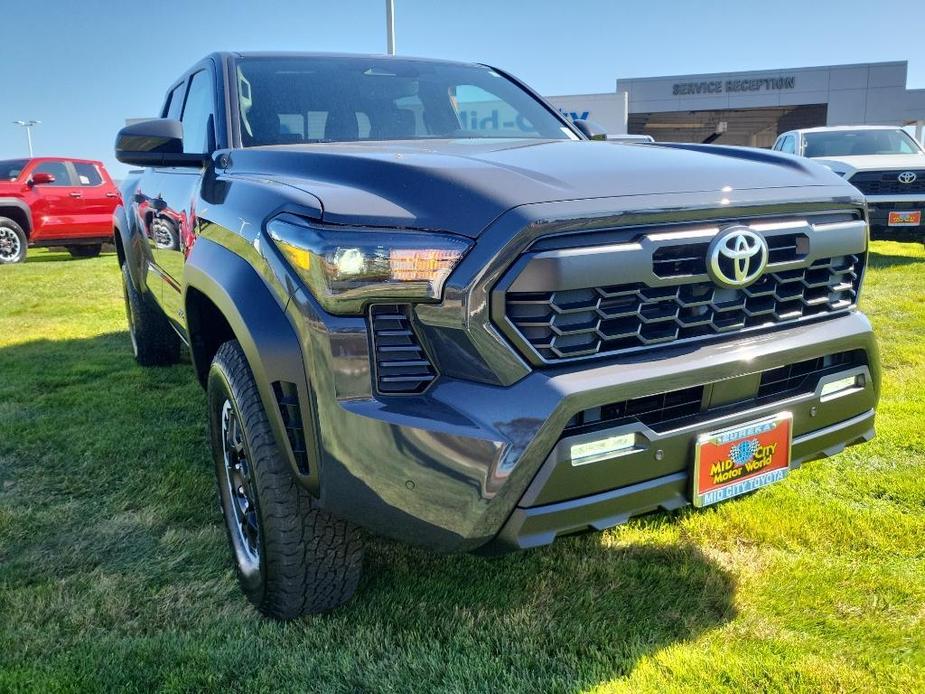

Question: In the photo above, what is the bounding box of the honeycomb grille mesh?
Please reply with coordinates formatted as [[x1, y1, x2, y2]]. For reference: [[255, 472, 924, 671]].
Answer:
[[506, 254, 863, 362]]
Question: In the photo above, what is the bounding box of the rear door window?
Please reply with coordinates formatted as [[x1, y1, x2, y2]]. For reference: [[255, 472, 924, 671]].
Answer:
[[73, 162, 103, 186]]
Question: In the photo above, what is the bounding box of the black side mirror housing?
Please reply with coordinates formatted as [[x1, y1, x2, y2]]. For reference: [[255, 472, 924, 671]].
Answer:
[[115, 118, 208, 167], [572, 119, 608, 141]]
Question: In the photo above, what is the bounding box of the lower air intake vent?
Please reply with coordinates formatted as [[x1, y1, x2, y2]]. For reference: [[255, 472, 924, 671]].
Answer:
[[757, 350, 864, 399], [272, 381, 310, 475], [370, 305, 437, 394]]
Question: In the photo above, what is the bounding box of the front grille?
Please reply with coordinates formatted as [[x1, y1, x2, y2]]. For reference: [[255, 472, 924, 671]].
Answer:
[[651, 233, 809, 278], [507, 255, 863, 362], [370, 304, 437, 394], [564, 350, 866, 435], [849, 170, 925, 196]]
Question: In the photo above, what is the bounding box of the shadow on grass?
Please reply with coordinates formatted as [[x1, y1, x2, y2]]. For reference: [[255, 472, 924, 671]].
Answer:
[[24, 250, 117, 264], [867, 250, 924, 270], [0, 333, 735, 689]]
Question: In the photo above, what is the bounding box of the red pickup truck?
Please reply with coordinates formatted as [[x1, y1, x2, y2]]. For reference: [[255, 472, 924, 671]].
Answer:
[[0, 157, 121, 263]]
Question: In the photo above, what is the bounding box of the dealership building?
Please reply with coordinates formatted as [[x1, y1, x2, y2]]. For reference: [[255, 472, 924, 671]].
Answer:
[[548, 61, 925, 147]]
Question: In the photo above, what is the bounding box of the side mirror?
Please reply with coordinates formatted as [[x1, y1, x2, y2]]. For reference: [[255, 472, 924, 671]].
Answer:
[[573, 119, 608, 141], [115, 118, 208, 167], [29, 172, 56, 185]]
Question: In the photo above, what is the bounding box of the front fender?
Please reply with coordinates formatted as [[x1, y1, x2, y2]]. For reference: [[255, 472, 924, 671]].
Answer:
[[112, 199, 154, 295], [0, 198, 32, 235], [184, 237, 320, 494]]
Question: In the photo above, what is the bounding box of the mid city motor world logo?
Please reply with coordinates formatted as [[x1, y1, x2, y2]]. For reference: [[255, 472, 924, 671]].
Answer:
[[455, 108, 590, 132], [709, 437, 778, 485]]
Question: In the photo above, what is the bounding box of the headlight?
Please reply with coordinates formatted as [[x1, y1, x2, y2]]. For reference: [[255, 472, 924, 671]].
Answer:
[[267, 213, 472, 315]]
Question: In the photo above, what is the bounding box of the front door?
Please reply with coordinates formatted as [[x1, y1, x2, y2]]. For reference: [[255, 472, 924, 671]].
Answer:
[[26, 160, 85, 243], [147, 66, 217, 329]]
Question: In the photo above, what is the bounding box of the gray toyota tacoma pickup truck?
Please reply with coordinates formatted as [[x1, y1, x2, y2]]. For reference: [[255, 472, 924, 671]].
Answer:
[[114, 52, 879, 619]]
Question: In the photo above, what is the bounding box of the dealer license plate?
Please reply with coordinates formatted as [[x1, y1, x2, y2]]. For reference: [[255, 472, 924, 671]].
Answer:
[[888, 210, 921, 226], [692, 412, 792, 508]]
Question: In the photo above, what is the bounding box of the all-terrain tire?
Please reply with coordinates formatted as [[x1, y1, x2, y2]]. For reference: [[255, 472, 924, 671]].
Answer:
[[0, 217, 27, 264], [67, 244, 102, 258], [120, 261, 180, 365], [207, 340, 364, 619]]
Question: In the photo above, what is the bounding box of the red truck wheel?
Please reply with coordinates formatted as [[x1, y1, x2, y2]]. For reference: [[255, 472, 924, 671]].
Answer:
[[0, 217, 27, 264]]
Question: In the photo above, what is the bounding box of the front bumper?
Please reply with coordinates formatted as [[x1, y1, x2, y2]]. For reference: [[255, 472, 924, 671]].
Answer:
[[865, 196, 925, 235], [288, 286, 879, 552]]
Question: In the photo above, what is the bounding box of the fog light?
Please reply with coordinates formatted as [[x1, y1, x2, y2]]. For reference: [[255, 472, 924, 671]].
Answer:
[[570, 433, 636, 466], [820, 374, 863, 400]]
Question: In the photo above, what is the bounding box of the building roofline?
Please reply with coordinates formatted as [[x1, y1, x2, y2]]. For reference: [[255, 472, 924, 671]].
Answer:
[[616, 60, 908, 85]]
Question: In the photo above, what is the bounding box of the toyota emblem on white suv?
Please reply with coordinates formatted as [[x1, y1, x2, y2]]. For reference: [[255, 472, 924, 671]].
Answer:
[[707, 227, 769, 288], [898, 171, 918, 184]]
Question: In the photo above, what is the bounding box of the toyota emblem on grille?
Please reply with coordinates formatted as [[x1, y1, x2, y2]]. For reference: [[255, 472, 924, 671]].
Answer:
[[898, 171, 918, 184], [707, 227, 769, 288]]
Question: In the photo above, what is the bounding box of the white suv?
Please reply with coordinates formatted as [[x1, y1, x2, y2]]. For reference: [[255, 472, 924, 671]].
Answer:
[[773, 126, 925, 238]]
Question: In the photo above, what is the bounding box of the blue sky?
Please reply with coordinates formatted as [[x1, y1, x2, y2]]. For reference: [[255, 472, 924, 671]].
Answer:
[[1, 0, 922, 178]]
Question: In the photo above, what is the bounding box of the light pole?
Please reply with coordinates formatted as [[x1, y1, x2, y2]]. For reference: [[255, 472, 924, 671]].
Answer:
[[386, 0, 395, 55], [13, 120, 40, 157]]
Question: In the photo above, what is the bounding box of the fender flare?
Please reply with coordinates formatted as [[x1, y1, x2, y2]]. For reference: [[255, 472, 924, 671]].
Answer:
[[0, 198, 33, 235], [112, 203, 153, 294], [184, 237, 319, 494]]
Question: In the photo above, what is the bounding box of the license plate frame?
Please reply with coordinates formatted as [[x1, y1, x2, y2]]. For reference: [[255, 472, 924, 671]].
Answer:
[[692, 412, 793, 508], [888, 210, 922, 227]]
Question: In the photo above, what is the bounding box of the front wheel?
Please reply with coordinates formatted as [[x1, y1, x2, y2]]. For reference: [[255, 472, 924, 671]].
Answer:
[[208, 340, 364, 619], [0, 217, 27, 264]]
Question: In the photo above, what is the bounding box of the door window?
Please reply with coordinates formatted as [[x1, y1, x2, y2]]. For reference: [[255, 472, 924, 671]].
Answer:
[[181, 70, 216, 154], [164, 82, 186, 120], [778, 135, 796, 154], [33, 161, 71, 185], [73, 163, 103, 186]]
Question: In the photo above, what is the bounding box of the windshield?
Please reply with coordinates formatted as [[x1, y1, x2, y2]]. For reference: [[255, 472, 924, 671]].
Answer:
[[234, 56, 575, 146], [0, 159, 28, 181], [802, 129, 923, 157]]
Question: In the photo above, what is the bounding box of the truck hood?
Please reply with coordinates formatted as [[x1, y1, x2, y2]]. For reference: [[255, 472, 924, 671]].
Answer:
[[227, 139, 851, 237], [810, 153, 925, 178]]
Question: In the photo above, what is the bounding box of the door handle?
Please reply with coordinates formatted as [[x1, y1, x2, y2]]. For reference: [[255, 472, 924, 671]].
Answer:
[[105, 192, 119, 198], [69, 192, 82, 198]]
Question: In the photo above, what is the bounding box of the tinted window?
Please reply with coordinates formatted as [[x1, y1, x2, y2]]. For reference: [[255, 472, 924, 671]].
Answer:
[[73, 162, 103, 186], [33, 161, 71, 186], [779, 135, 795, 154], [0, 159, 28, 181], [803, 129, 923, 157], [234, 56, 573, 145], [164, 83, 185, 120], [181, 70, 215, 154]]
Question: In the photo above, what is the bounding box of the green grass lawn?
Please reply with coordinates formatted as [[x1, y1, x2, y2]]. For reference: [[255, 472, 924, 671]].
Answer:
[[1, 244, 923, 693]]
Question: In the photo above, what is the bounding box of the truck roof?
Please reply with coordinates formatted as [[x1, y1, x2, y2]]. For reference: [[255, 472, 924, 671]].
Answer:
[[788, 125, 906, 135], [222, 50, 481, 67], [8, 156, 106, 166]]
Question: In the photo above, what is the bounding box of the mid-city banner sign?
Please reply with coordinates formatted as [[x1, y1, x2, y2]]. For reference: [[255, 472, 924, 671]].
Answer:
[[672, 76, 796, 96]]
